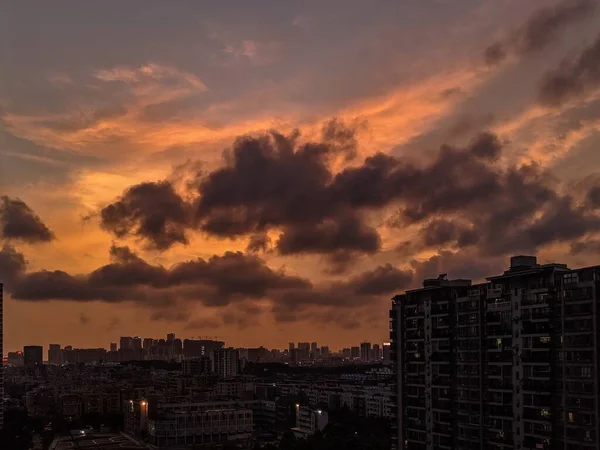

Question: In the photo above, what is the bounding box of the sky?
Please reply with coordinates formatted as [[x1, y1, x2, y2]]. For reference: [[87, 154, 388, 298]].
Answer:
[[2, 0, 600, 353]]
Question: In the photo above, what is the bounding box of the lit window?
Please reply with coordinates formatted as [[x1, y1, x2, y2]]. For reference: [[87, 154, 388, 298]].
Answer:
[[568, 413, 574, 423], [540, 337, 551, 344], [541, 409, 550, 417]]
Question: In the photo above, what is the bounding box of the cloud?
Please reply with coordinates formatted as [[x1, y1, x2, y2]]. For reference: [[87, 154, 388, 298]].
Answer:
[[0, 196, 55, 243], [99, 181, 191, 251], [246, 233, 271, 253], [5, 242, 413, 328], [79, 313, 90, 325], [484, 0, 597, 65], [0, 244, 28, 287], [348, 264, 413, 296], [539, 33, 600, 106], [96, 126, 600, 263]]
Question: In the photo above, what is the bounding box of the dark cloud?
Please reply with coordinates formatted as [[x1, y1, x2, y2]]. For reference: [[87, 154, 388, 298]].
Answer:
[[570, 238, 600, 254], [185, 317, 222, 330], [246, 233, 271, 253], [420, 219, 478, 248], [0, 196, 54, 243], [7, 246, 310, 309], [539, 33, 600, 106], [411, 250, 506, 283], [484, 0, 596, 65], [5, 241, 411, 328], [99, 127, 600, 263], [587, 183, 600, 208], [349, 264, 413, 295], [99, 181, 191, 251], [276, 214, 380, 256], [0, 244, 28, 287]]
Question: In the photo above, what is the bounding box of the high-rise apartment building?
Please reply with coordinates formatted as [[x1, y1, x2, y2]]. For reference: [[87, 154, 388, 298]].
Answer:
[[24, 345, 43, 367], [382, 342, 391, 364], [213, 348, 239, 377], [350, 346, 360, 358], [310, 342, 318, 359], [48, 344, 62, 365], [298, 342, 310, 361], [390, 256, 600, 450], [0, 283, 3, 430], [110, 342, 117, 352], [360, 342, 372, 362], [372, 344, 381, 361]]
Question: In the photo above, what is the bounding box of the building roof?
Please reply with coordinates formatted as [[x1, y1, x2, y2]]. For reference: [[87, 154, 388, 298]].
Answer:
[[50, 432, 145, 450]]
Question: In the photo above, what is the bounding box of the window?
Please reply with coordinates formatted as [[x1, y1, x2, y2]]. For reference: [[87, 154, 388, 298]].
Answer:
[[568, 412, 574, 423]]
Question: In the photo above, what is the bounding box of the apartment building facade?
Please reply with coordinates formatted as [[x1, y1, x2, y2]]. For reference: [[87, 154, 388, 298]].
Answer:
[[390, 256, 600, 450]]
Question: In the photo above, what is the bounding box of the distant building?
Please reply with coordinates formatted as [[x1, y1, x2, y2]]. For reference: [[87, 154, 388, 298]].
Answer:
[[48, 344, 62, 365], [0, 284, 3, 430], [213, 348, 239, 377], [142, 338, 153, 351], [125, 398, 252, 448], [119, 336, 133, 350], [297, 342, 310, 361], [292, 405, 329, 439], [7, 351, 24, 366], [350, 347, 360, 358], [182, 357, 212, 375], [320, 346, 330, 357], [183, 339, 224, 358], [24, 345, 43, 367], [382, 342, 391, 364], [110, 342, 117, 352], [310, 342, 318, 359], [342, 348, 351, 358], [372, 344, 380, 361], [360, 342, 371, 362]]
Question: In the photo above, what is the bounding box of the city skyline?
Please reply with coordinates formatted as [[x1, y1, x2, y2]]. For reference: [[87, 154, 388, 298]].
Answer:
[[3, 0, 600, 352]]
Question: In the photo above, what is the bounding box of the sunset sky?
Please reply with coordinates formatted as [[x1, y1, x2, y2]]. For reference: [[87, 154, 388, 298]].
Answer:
[[2, 0, 600, 353]]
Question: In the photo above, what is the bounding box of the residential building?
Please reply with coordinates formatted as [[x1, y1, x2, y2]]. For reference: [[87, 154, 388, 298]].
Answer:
[[292, 405, 329, 439], [48, 344, 62, 365], [360, 342, 372, 362], [182, 357, 212, 375], [24, 345, 43, 367], [0, 283, 3, 430], [382, 342, 391, 364], [213, 348, 239, 377], [298, 342, 310, 361], [125, 398, 252, 448], [350, 347, 360, 358], [390, 255, 600, 450], [372, 344, 380, 361]]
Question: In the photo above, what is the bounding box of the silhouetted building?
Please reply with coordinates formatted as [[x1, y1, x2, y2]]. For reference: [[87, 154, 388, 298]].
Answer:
[[183, 339, 224, 358], [7, 351, 23, 366], [24, 345, 43, 367], [182, 357, 213, 375], [320, 346, 330, 357], [390, 256, 600, 450], [48, 344, 62, 365], [0, 283, 3, 430], [372, 344, 380, 361], [297, 342, 310, 360], [213, 348, 239, 377], [110, 342, 117, 352], [310, 342, 318, 359], [360, 342, 371, 362], [382, 342, 391, 364], [350, 346, 359, 358], [120, 336, 133, 351]]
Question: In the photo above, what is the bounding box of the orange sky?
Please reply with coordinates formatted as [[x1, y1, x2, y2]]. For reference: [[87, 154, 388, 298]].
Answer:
[[2, 0, 600, 353]]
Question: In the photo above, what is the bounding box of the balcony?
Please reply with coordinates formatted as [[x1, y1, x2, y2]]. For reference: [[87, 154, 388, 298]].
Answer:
[[487, 300, 511, 311], [487, 287, 503, 299]]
